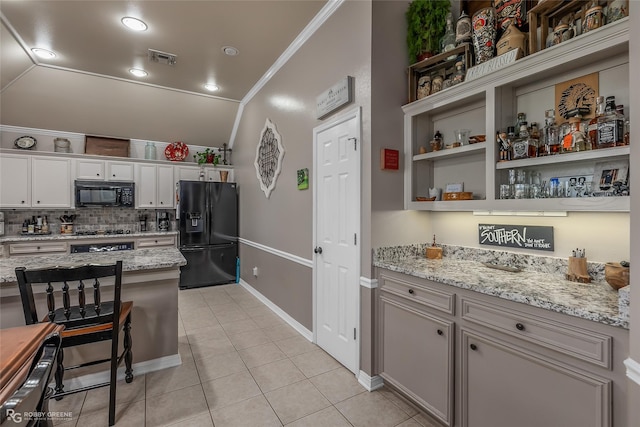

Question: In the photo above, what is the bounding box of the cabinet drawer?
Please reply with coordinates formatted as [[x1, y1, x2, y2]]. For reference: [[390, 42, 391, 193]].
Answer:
[[136, 236, 176, 248], [461, 297, 611, 368], [379, 272, 454, 315], [9, 241, 68, 256]]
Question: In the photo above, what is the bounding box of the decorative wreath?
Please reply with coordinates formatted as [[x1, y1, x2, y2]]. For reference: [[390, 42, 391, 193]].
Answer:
[[254, 119, 285, 198]]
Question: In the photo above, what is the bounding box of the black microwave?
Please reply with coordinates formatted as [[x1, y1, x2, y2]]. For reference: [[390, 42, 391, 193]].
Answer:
[[75, 180, 135, 207]]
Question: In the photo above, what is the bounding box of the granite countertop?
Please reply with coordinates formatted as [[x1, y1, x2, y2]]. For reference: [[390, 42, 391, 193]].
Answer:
[[0, 247, 186, 283], [0, 231, 178, 243], [374, 245, 628, 329]]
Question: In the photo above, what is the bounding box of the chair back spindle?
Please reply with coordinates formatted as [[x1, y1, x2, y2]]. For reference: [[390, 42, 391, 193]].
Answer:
[[94, 278, 101, 315], [78, 279, 86, 317]]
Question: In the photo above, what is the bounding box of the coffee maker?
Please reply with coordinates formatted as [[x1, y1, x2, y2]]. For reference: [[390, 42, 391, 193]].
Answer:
[[157, 211, 170, 232]]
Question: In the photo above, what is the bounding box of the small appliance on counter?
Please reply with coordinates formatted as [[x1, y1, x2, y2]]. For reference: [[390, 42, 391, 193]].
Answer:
[[0, 212, 4, 236], [157, 211, 171, 232], [139, 215, 147, 232]]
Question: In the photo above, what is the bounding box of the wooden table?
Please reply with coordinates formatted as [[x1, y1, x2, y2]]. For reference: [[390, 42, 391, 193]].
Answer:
[[0, 323, 64, 404]]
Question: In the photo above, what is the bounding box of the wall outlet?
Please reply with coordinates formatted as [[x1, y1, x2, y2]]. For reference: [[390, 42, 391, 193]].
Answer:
[[252, 267, 258, 277]]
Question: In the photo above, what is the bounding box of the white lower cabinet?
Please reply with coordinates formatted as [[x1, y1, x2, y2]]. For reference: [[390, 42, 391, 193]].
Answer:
[[136, 235, 176, 248], [135, 164, 174, 208], [460, 328, 611, 427], [0, 154, 71, 208]]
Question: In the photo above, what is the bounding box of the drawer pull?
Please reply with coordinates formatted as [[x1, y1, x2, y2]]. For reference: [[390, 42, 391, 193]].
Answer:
[[408, 289, 414, 294], [516, 323, 525, 331], [470, 343, 478, 351], [36, 246, 41, 250], [437, 329, 443, 336]]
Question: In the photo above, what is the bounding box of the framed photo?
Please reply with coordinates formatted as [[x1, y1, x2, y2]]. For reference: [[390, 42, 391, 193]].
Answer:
[[445, 182, 464, 193], [592, 160, 629, 191]]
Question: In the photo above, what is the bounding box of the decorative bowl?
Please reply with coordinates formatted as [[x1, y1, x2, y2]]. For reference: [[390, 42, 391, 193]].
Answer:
[[604, 262, 629, 290]]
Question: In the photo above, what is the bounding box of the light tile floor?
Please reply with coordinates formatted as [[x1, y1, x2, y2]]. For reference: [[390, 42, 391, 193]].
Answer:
[[50, 284, 443, 427]]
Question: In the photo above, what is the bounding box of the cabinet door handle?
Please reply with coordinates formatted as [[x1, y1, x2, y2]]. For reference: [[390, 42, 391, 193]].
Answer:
[[437, 329, 443, 336], [470, 343, 478, 351], [408, 289, 414, 294], [112, 174, 116, 177], [160, 201, 164, 204], [36, 246, 41, 250], [21, 200, 25, 204], [36, 200, 40, 204], [516, 323, 525, 331], [97, 173, 100, 176]]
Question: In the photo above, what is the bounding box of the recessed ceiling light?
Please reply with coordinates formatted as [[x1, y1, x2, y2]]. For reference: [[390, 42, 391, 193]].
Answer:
[[204, 84, 220, 92], [31, 48, 56, 59], [129, 68, 148, 77], [121, 17, 148, 31], [222, 46, 239, 56]]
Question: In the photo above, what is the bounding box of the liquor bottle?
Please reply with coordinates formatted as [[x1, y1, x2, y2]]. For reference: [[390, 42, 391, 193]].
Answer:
[[562, 116, 587, 152], [542, 109, 560, 155], [616, 105, 627, 146], [441, 13, 456, 53], [512, 122, 538, 159], [597, 96, 624, 148], [22, 220, 28, 234], [588, 96, 604, 149], [514, 112, 526, 132], [506, 126, 516, 161], [41, 215, 49, 234]]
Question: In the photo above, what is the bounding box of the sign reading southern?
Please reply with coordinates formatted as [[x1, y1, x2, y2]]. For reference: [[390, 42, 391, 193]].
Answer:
[[478, 224, 554, 252]]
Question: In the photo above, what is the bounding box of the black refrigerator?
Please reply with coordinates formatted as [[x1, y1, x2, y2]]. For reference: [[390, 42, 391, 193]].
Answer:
[[178, 181, 238, 289]]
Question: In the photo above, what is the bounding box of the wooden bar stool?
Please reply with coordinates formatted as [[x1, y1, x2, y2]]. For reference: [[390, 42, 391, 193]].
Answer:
[[15, 261, 133, 426]]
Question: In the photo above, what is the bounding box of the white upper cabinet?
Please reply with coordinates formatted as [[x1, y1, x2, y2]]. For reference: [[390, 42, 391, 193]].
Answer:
[[135, 164, 174, 208], [75, 159, 134, 181], [0, 153, 31, 207], [0, 154, 71, 208]]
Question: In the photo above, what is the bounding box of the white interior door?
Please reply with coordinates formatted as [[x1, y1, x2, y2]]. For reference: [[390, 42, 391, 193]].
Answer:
[[313, 107, 361, 374]]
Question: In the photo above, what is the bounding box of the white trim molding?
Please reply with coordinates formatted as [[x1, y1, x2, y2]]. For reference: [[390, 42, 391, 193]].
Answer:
[[60, 354, 182, 391], [357, 370, 384, 391], [624, 357, 640, 386], [239, 238, 312, 268], [360, 277, 378, 289], [239, 279, 313, 341]]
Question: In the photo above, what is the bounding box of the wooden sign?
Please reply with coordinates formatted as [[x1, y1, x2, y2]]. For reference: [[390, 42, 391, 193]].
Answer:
[[465, 49, 520, 81], [478, 224, 554, 252], [380, 149, 399, 170], [555, 72, 598, 120]]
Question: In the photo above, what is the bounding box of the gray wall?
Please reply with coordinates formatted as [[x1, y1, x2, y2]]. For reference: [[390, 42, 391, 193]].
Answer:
[[233, 0, 372, 329]]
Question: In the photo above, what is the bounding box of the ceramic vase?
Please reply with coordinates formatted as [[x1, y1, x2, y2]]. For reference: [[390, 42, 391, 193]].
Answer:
[[472, 7, 497, 65]]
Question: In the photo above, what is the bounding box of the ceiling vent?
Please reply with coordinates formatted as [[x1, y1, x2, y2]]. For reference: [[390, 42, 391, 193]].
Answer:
[[148, 49, 177, 66]]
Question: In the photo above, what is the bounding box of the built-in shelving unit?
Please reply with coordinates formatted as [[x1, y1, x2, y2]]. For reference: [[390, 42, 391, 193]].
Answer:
[[403, 17, 630, 213]]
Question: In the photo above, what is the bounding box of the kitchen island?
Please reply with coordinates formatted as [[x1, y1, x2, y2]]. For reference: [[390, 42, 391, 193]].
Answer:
[[374, 244, 630, 427], [0, 247, 186, 387]]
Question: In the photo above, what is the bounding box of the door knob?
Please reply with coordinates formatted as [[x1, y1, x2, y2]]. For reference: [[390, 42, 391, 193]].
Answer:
[[314, 246, 323, 254]]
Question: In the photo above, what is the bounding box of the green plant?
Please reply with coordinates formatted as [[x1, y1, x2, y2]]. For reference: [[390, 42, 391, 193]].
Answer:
[[406, 0, 451, 63], [194, 148, 219, 165]]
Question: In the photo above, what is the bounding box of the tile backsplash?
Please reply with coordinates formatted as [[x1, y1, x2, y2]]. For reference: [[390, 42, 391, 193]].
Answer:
[[2, 208, 175, 234]]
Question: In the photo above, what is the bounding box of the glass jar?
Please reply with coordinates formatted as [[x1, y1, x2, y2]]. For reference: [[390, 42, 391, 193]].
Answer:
[[145, 142, 157, 160]]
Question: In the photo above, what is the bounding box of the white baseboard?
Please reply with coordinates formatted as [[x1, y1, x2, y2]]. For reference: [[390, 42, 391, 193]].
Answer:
[[357, 370, 384, 391], [58, 353, 182, 391], [239, 279, 313, 342], [624, 357, 640, 386]]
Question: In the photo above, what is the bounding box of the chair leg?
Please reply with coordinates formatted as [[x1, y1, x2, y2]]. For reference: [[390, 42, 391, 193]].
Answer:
[[54, 347, 64, 399], [124, 314, 133, 383]]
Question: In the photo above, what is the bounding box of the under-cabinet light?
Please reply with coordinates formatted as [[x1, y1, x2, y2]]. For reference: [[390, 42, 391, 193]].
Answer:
[[473, 211, 568, 217]]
